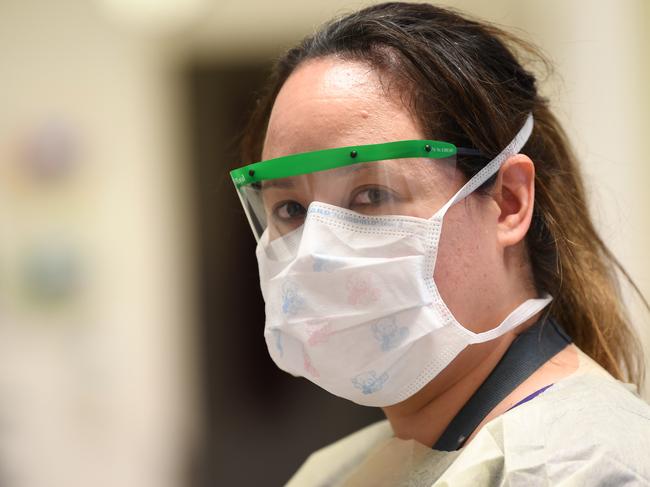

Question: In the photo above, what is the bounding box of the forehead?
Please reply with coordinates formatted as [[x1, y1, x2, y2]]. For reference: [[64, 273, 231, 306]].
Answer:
[[262, 57, 423, 161]]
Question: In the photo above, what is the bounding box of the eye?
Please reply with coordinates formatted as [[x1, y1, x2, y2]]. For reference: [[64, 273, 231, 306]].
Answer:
[[274, 200, 307, 221], [350, 187, 394, 207]]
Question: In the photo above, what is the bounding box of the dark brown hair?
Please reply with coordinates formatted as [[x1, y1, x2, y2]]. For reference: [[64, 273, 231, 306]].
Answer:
[[240, 2, 646, 385]]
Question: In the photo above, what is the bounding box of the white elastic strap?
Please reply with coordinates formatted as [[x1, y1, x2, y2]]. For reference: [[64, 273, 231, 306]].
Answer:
[[435, 113, 534, 218], [466, 293, 553, 345]]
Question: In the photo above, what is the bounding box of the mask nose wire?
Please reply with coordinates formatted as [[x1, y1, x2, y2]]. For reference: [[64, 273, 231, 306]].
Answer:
[[432, 113, 534, 221]]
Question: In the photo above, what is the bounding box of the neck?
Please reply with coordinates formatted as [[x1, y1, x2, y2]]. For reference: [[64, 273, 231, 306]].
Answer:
[[382, 260, 543, 447], [382, 333, 515, 446]]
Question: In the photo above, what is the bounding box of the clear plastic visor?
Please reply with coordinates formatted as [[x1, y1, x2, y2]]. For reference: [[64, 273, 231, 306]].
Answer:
[[235, 154, 461, 243]]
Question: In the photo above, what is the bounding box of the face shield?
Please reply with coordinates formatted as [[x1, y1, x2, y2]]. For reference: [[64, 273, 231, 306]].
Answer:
[[228, 115, 541, 407], [230, 139, 485, 245]]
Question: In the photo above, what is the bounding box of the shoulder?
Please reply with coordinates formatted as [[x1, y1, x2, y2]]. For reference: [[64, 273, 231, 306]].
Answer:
[[286, 420, 393, 487], [450, 369, 650, 485], [527, 371, 650, 483], [534, 361, 650, 443]]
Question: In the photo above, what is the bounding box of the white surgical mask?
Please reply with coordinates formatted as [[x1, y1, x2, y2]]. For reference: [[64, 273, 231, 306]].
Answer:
[[256, 114, 552, 407]]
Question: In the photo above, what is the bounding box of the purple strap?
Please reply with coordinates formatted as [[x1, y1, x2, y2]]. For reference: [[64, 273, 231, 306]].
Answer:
[[507, 383, 554, 412]]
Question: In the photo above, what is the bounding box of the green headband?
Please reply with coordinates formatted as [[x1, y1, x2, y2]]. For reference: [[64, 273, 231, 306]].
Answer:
[[229, 139, 476, 189]]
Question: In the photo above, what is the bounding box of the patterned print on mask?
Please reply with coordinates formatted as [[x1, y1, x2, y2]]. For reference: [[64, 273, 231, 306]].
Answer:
[[372, 317, 409, 352], [303, 349, 320, 378], [346, 271, 381, 306], [305, 321, 333, 347], [312, 254, 344, 272], [281, 280, 304, 315], [271, 328, 283, 357], [351, 370, 389, 394]]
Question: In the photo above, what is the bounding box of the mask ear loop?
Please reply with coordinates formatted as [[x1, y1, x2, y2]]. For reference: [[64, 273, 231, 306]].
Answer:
[[433, 113, 534, 220], [464, 293, 553, 344], [426, 113, 550, 340]]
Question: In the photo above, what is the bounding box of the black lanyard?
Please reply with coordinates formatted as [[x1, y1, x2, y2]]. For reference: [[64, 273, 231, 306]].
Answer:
[[432, 316, 572, 451]]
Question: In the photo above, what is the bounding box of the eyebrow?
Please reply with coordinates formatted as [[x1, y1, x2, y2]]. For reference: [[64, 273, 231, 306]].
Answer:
[[259, 162, 389, 191], [260, 179, 294, 190]]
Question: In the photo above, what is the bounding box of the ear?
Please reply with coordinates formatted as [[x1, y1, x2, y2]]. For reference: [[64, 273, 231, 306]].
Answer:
[[493, 154, 535, 248]]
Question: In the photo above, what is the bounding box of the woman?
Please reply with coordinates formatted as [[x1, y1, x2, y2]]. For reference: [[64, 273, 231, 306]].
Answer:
[[230, 2, 650, 485]]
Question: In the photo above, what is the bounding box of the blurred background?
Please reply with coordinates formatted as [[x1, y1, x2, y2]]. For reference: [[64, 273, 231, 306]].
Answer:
[[0, 0, 648, 486]]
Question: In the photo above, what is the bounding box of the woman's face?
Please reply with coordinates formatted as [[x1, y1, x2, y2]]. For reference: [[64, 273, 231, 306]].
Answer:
[[262, 56, 509, 335]]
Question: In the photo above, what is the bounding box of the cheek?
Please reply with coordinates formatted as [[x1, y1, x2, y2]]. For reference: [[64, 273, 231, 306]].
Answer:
[[433, 199, 500, 332]]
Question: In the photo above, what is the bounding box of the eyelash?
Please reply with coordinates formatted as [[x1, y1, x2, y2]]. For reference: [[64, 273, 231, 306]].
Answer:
[[350, 186, 394, 206], [273, 200, 307, 221], [272, 186, 397, 221]]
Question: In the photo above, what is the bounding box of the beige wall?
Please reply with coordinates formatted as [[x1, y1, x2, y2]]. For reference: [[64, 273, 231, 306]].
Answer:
[[0, 1, 198, 486]]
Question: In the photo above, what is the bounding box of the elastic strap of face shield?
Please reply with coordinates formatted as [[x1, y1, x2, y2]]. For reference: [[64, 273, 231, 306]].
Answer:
[[434, 113, 534, 218]]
